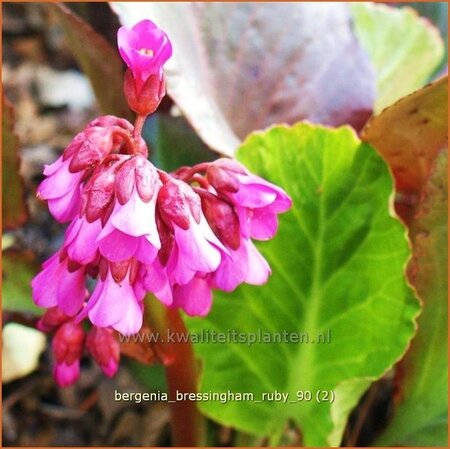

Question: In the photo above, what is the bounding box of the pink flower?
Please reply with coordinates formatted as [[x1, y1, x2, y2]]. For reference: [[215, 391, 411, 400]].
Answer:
[[206, 159, 292, 240], [79, 259, 143, 336], [172, 275, 213, 317], [31, 252, 86, 317], [31, 16, 294, 389], [157, 176, 225, 286], [37, 117, 135, 223], [95, 155, 162, 264], [37, 156, 83, 223], [213, 237, 271, 292], [86, 327, 120, 377], [118, 19, 172, 88], [63, 216, 102, 265], [52, 320, 85, 387]]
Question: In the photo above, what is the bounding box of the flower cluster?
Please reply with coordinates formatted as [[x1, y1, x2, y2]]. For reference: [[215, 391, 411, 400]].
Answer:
[[31, 19, 291, 386]]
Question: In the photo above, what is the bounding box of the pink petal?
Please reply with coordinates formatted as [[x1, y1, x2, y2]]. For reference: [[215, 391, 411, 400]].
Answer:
[[173, 276, 213, 317], [213, 246, 247, 292], [166, 243, 196, 286], [43, 155, 64, 176], [38, 158, 82, 199], [135, 235, 159, 264], [48, 185, 82, 223], [111, 190, 160, 247], [56, 265, 86, 317], [174, 216, 222, 274], [33, 253, 85, 315], [65, 217, 101, 264], [31, 253, 60, 308], [143, 260, 173, 306], [234, 173, 292, 212], [98, 229, 158, 264], [98, 229, 139, 262], [244, 240, 271, 285], [232, 176, 277, 208], [87, 272, 143, 336], [249, 209, 279, 240], [53, 361, 80, 387]]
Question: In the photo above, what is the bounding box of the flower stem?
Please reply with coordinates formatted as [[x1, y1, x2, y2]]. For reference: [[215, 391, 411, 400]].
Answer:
[[145, 299, 205, 446], [176, 162, 211, 181], [164, 307, 205, 446], [133, 115, 147, 139]]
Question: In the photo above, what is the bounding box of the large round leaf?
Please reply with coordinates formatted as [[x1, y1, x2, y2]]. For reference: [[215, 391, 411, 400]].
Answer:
[[185, 123, 419, 446]]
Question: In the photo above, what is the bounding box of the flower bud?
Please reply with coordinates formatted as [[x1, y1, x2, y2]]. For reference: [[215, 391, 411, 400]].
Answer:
[[52, 320, 85, 387], [84, 156, 129, 223], [37, 307, 70, 333], [86, 327, 120, 377], [118, 19, 172, 116], [68, 127, 115, 173], [201, 194, 240, 250], [124, 69, 166, 116], [114, 155, 159, 205], [157, 179, 192, 230], [206, 162, 241, 193]]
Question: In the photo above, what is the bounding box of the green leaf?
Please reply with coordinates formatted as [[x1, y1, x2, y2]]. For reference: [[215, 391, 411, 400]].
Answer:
[[113, 3, 375, 156], [49, 3, 132, 120], [2, 96, 28, 230], [185, 123, 419, 446], [351, 2, 445, 112], [2, 250, 42, 314], [376, 150, 448, 447], [402, 2, 448, 74], [144, 114, 217, 172]]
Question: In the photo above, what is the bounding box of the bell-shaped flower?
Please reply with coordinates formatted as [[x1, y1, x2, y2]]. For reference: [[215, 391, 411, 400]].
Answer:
[[118, 19, 172, 88], [157, 176, 225, 286], [206, 158, 292, 240], [96, 155, 161, 264], [79, 259, 143, 336], [31, 252, 86, 317]]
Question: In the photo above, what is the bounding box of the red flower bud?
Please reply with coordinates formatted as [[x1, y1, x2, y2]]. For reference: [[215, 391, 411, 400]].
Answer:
[[115, 155, 160, 205], [201, 194, 240, 250], [84, 156, 128, 222], [157, 180, 191, 230], [124, 69, 166, 116], [52, 320, 85, 387], [37, 307, 71, 333], [206, 164, 240, 193], [86, 327, 120, 378]]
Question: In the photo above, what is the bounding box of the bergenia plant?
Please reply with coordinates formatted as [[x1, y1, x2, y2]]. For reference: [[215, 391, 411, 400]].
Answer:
[[31, 19, 291, 387]]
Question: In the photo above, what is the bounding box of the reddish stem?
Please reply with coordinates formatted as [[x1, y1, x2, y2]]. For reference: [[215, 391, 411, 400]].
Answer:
[[164, 307, 205, 446], [133, 115, 147, 140], [176, 162, 211, 182]]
